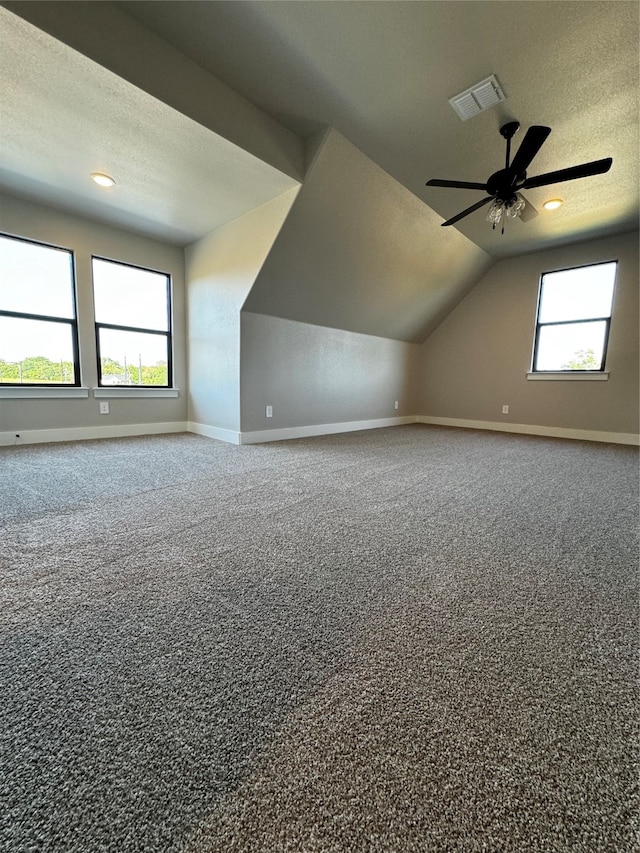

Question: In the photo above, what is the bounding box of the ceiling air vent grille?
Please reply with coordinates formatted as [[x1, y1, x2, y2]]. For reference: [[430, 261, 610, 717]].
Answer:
[[449, 75, 506, 121]]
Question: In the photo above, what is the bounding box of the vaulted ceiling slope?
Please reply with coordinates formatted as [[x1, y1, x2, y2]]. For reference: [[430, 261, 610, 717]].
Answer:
[[244, 129, 493, 343], [1, 0, 494, 344], [0, 2, 304, 184], [0, 6, 300, 245], [1, 1, 637, 345], [119, 0, 639, 259]]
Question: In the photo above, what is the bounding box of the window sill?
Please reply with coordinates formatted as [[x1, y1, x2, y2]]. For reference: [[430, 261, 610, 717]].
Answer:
[[93, 387, 180, 398], [526, 372, 609, 381], [0, 386, 90, 399]]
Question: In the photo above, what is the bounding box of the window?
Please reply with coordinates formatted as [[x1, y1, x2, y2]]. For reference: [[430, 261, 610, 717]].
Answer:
[[92, 257, 172, 387], [532, 261, 617, 372], [0, 234, 80, 385]]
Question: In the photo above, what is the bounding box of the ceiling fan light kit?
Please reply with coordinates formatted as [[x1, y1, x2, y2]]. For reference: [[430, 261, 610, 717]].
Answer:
[[426, 122, 612, 232], [486, 195, 526, 231]]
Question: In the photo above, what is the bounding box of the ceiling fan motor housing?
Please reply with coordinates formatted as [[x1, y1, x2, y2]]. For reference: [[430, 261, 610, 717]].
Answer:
[[486, 168, 522, 204]]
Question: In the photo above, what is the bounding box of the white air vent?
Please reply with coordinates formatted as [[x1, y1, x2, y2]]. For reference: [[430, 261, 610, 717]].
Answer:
[[449, 75, 506, 121]]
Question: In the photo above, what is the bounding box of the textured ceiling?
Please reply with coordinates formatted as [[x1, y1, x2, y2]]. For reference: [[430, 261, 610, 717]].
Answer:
[[0, 6, 299, 245], [0, 1, 637, 258], [119, 0, 639, 258]]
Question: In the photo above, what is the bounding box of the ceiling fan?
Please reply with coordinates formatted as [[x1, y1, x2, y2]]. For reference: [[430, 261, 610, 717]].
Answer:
[[426, 122, 612, 231]]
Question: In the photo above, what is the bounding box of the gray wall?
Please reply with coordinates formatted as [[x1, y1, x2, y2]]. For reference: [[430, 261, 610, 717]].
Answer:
[[0, 193, 187, 435], [240, 312, 419, 432], [244, 129, 494, 342], [3, 195, 637, 443], [185, 190, 298, 433], [417, 231, 639, 435]]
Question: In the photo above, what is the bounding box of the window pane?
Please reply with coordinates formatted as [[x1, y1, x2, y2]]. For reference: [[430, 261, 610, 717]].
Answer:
[[535, 321, 607, 371], [538, 262, 616, 323], [0, 234, 75, 318], [98, 328, 168, 386], [0, 316, 76, 384], [92, 258, 169, 331]]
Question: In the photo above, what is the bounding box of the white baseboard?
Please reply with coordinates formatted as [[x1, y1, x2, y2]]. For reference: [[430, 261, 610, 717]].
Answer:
[[3, 415, 636, 449], [238, 416, 415, 445], [0, 421, 189, 447], [188, 422, 241, 444], [416, 415, 640, 446]]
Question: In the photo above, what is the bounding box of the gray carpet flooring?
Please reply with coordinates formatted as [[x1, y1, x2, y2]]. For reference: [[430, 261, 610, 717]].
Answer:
[[0, 425, 638, 852]]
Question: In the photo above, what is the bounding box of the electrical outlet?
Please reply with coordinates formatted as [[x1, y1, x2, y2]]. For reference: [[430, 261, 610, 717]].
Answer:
[[99, 401, 110, 415], [502, 404, 509, 414], [265, 405, 273, 418], [394, 400, 399, 410]]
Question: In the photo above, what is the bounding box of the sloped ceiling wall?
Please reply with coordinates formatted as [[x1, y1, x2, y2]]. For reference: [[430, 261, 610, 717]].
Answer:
[[4, 2, 497, 348], [3, 0, 304, 184], [243, 129, 494, 343]]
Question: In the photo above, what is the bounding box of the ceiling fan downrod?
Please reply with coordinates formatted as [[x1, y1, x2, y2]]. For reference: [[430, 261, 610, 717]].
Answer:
[[500, 121, 520, 170]]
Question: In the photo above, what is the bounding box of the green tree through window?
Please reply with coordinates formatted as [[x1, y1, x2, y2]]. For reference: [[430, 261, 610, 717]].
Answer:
[[561, 348, 600, 371]]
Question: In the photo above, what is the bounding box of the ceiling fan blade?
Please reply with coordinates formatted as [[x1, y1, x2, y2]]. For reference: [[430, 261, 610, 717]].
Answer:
[[426, 179, 487, 190], [522, 157, 613, 190], [509, 125, 551, 175], [441, 196, 493, 226]]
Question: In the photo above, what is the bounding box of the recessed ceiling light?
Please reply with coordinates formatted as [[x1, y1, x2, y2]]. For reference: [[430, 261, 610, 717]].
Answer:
[[543, 198, 563, 210], [91, 172, 115, 188]]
